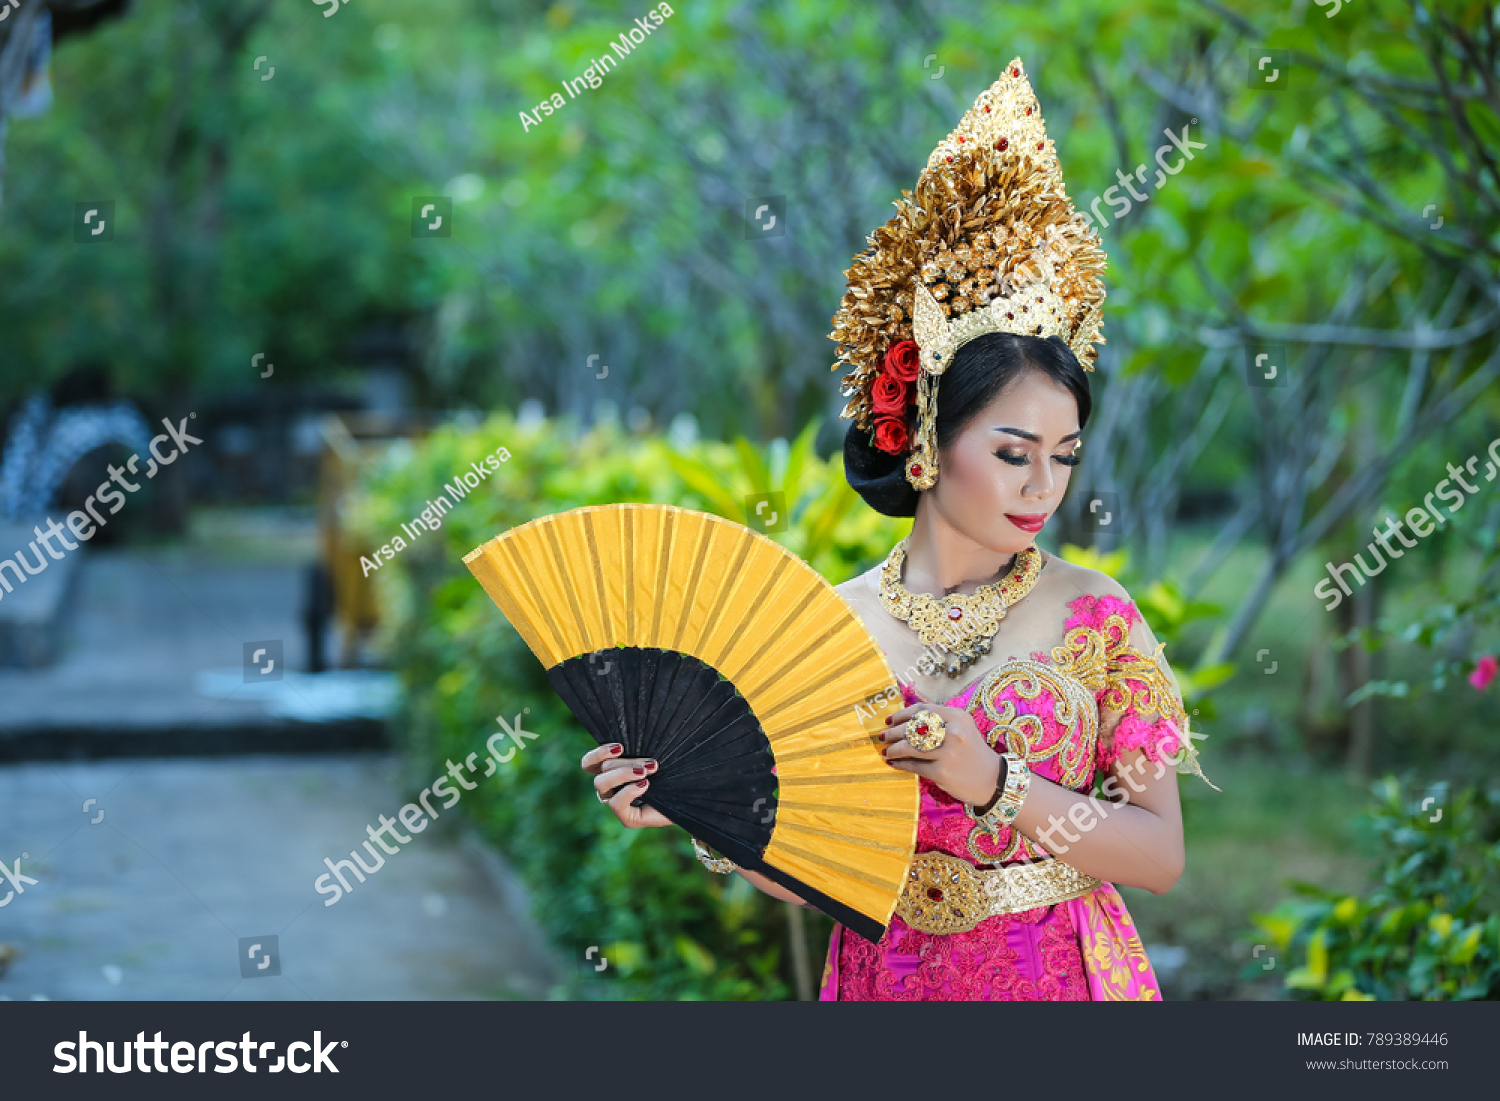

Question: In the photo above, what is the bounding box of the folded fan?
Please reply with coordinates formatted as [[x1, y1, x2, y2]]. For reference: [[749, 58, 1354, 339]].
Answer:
[[462, 503, 918, 943]]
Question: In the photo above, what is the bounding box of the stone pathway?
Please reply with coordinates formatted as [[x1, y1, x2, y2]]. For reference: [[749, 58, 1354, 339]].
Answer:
[[0, 547, 388, 758], [0, 755, 559, 1000]]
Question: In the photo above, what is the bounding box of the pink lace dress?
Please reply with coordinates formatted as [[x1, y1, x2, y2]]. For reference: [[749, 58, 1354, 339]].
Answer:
[[818, 592, 1202, 1001]]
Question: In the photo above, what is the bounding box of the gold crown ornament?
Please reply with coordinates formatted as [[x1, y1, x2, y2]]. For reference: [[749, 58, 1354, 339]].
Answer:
[[830, 57, 1108, 491]]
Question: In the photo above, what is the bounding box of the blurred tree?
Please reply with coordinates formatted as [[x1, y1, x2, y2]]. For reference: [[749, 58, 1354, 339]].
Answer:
[[1133, 0, 1500, 773], [0, 1, 130, 209]]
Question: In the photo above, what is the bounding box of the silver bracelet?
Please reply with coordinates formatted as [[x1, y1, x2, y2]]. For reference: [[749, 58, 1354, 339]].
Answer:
[[967, 752, 1030, 837]]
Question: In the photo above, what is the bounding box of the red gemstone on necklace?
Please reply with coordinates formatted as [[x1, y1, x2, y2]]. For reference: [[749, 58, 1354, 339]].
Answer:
[[998, 138, 1009, 150], [948, 607, 963, 620], [1026, 106, 1032, 115], [911, 463, 924, 475], [927, 887, 945, 901], [1012, 67, 1020, 77]]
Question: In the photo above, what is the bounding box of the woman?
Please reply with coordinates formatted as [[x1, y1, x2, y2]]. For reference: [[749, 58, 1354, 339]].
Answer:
[[581, 58, 1213, 1000]]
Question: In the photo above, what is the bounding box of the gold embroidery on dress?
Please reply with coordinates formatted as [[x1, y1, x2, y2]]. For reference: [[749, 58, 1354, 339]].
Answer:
[[1103, 637, 1179, 720], [1078, 891, 1159, 1001], [963, 655, 1102, 864], [975, 659, 1100, 790], [960, 606, 1216, 863], [1054, 607, 1216, 790]]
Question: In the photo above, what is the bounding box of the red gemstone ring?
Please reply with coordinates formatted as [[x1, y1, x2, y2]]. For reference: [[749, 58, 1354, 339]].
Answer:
[[906, 709, 947, 752]]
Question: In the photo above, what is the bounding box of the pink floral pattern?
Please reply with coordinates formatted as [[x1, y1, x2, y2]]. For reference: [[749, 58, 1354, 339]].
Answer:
[[832, 891, 1090, 1001]]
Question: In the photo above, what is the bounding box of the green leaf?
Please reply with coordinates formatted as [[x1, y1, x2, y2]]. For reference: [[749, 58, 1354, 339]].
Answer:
[[801, 478, 859, 562], [664, 451, 743, 519], [1179, 661, 1235, 696], [734, 436, 770, 497], [1452, 925, 1483, 966], [674, 934, 717, 975], [1057, 543, 1131, 581], [782, 417, 820, 512], [1306, 928, 1329, 983], [1284, 967, 1325, 991]]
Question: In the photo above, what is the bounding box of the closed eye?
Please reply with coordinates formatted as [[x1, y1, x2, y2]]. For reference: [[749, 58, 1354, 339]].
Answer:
[[995, 450, 1081, 467]]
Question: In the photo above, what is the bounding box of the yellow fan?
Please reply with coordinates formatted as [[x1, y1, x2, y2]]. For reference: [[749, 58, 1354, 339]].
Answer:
[[463, 503, 917, 943]]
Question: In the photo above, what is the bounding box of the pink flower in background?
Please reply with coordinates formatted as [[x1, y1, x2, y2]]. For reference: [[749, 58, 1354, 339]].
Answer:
[[1470, 654, 1499, 691]]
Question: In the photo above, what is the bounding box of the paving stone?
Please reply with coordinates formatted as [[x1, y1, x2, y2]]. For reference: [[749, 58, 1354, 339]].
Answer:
[[0, 755, 560, 1000]]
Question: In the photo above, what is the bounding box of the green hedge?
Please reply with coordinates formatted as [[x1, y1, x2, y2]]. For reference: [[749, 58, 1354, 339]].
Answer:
[[350, 412, 907, 998], [1249, 777, 1500, 1000]]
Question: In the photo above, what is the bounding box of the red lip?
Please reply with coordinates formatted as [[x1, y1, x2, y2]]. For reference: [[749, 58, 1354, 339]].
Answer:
[[1005, 513, 1048, 532]]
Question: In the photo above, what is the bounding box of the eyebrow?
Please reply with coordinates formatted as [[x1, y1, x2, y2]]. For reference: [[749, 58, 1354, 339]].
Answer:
[[993, 427, 1082, 444]]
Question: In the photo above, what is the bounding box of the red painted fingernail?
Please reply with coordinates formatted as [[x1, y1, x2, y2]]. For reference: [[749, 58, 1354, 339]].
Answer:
[[607, 744, 623, 754], [636, 779, 648, 788], [885, 716, 892, 725], [632, 767, 645, 776], [644, 760, 658, 771]]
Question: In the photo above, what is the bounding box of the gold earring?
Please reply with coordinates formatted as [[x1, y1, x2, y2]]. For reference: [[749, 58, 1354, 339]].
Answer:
[[904, 370, 940, 490]]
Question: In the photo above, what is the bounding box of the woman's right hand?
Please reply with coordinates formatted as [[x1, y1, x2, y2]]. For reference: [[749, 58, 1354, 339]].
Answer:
[[581, 743, 673, 829]]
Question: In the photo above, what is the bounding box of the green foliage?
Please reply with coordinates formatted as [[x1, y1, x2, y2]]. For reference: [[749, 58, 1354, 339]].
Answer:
[[1346, 524, 1500, 707], [1249, 777, 1500, 1000], [1, 0, 416, 397], [352, 411, 906, 998]]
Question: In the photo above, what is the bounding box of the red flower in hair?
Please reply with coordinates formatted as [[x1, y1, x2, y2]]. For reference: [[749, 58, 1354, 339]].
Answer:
[[871, 372, 909, 416], [873, 416, 910, 454], [882, 340, 921, 382]]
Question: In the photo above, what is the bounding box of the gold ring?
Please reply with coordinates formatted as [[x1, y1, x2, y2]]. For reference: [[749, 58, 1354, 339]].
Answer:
[[906, 708, 947, 752]]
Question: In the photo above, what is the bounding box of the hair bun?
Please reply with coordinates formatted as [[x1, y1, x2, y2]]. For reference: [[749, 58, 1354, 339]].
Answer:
[[843, 421, 918, 518]]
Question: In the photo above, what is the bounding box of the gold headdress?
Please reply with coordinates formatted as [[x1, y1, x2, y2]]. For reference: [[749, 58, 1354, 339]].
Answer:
[[831, 57, 1107, 491]]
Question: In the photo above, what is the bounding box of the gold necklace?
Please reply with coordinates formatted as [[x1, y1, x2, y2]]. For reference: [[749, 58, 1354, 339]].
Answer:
[[878, 538, 1044, 678]]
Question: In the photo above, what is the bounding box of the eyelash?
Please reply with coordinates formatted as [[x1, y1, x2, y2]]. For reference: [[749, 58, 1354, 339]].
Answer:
[[995, 450, 1082, 467]]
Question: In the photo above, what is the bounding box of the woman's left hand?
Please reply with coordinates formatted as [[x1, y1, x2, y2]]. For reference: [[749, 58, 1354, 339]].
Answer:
[[881, 702, 1002, 806]]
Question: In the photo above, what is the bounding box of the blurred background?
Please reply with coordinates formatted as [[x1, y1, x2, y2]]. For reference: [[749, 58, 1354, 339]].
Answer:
[[0, 0, 1496, 1001]]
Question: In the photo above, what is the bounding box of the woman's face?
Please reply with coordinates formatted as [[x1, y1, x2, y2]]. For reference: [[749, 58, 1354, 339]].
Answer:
[[926, 368, 1082, 553]]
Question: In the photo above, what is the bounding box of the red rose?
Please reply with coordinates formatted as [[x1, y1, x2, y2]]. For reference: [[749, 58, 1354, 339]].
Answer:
[[882, 340, 921, 382], [873, 415, 909, 454], [871, 372, 909, 416]]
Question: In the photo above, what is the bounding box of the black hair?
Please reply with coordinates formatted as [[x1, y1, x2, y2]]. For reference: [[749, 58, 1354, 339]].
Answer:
[[843, 332, 1092, 518]]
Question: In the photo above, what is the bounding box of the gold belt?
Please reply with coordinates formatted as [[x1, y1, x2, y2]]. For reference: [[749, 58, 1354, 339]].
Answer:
[[895, 850, 1101, 935]]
